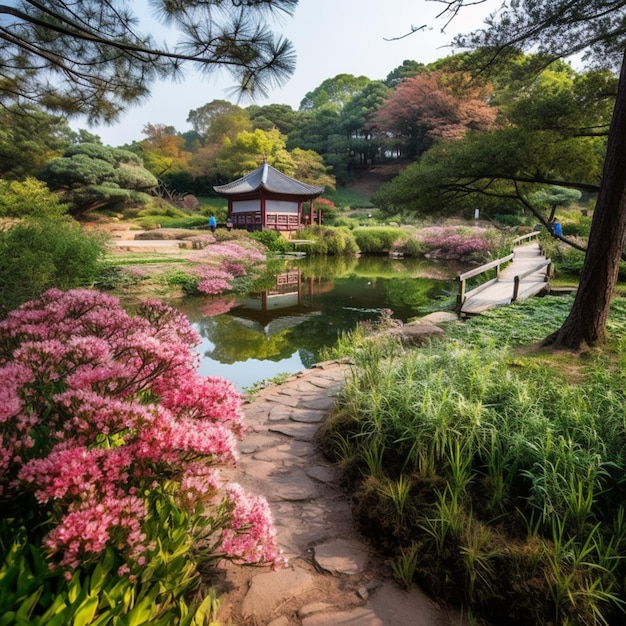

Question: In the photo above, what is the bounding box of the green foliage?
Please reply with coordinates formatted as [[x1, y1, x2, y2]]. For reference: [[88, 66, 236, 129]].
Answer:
[[0, 3, 296, 124], [0, 498, 219, 626], [248, 229, 292, 253], [0, 178, 69, 219], [0, 105, 75, 179], [352, 227, 405, 254], [0, 219, 107, 316], [296, 225, 358, 256], [321, 296, 626, 624], [325, 186, 374, 208], [39, 144, 158, 216]]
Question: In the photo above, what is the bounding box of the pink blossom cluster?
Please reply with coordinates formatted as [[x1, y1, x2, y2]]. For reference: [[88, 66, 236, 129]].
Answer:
[[0, 288, 283, 571], [187, 241, 266, 296], [418, 226, 492, 261]]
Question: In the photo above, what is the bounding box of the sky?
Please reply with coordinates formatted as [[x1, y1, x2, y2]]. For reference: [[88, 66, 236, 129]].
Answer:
[[80, 0, 500, 146]]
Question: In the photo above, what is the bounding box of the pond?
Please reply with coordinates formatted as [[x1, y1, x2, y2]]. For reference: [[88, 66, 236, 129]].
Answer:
[[174, 255, 462, 390]]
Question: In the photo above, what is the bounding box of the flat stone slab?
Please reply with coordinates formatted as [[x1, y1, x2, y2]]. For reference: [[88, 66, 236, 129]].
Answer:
[[298, 395, 336, 411], [269, 422, 319, 441], [313, 538, 369, 575], [367, 581, 445, 626], [290, 408, 327, 423], [271, 469, 320, 501], [302, 606, 383, 626], [242, 568, 314, 620], [238, 433, 278, 454], [306, 465, 337, 483], [267, 404, 295, 421]]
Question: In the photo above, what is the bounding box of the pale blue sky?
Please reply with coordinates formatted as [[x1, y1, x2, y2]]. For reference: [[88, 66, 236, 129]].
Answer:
[[82, 0, 499, 146]]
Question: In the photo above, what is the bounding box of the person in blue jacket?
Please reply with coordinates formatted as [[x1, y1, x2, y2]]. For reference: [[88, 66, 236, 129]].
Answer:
[[549, 218, 563, 237], [208, 215, 217, 232]]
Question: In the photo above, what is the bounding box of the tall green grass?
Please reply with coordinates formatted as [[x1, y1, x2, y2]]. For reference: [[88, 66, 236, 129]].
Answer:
[[321, 296, 626, 624]]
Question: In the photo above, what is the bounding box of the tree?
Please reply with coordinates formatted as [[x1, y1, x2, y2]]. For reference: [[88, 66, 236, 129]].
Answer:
[[248, 103, 299, 135], [373, 61, 607, 229], [438, 0, 626, 347], [384, 59, 426, 87], [214, 127, 334, 188], [340, 81, 393, 168], [136, 123, 192, 179], [0, 105, 76, 179], [39, 143, 158, 216], [368, 70, 498, 159], [0, 1, 297, 124], [299, 74, 371, 111], [187, 100, 252, 146]]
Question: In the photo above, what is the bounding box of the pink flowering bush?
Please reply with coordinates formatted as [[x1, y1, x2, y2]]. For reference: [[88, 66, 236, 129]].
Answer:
[[186, 240, 267, 296], [418, 226, 504, 263], [0, 288, 284, 576]]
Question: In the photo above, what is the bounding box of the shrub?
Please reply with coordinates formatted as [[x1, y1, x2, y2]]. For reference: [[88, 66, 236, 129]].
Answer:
[[186, 239, 267, 295], [0, 178, 69, 219], [249, 229, 293, 253], [417, 226, 506, 263], [296, 225, 358, 256], [0, 289, 284, 621], [0, 218, 107, 317], [352, 226, 405, 254]]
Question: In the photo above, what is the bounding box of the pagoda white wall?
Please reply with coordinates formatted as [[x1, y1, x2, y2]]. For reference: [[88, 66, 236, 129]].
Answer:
[[266, 200, 299, 214], [232, 199, 261, 213]]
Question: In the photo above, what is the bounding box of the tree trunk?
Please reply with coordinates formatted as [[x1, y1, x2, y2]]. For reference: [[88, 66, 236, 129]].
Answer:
[[545, 50, 626, 349]]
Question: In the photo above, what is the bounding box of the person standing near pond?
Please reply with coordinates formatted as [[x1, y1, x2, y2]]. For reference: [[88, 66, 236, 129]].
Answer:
[[226, 217, 233, 231], [209, 215, 217, 232]]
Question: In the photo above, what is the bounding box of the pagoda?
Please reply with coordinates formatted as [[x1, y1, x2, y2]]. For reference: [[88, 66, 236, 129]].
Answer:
[[213, 161, 325, 232]]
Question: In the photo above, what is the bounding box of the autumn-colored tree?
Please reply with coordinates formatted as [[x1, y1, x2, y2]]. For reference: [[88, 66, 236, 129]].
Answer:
[[137, 123, 192, 178], [186, 101, 253, 179], [368, 71, 498, 158]]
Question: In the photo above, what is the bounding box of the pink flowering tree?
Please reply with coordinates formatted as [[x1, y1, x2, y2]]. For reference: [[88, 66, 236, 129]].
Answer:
[[0, 288, 284, 577]]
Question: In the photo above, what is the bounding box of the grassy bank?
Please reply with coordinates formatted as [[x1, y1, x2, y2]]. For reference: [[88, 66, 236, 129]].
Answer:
[[322, 295, 626, 625]]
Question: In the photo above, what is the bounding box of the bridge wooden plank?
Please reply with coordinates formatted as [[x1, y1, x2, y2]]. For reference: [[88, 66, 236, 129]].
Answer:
[[459, 242, 551, 315]]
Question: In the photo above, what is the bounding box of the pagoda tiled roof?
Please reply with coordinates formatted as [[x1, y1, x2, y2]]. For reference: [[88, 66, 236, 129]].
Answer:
[[213, 162, 324, 198]]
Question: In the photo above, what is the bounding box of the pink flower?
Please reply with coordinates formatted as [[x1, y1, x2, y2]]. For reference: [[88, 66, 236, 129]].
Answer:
[[0, 288, 282, 573]]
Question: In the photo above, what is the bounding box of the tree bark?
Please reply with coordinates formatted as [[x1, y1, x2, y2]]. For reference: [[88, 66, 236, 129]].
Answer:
[[545, 50, 626, 349]]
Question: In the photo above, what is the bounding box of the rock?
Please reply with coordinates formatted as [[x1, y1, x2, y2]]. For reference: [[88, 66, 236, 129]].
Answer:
[[313, 538, 369, 575], [302, 606, 383, 626], [392, 323, 444, 345], [241, 568, 314, 620]]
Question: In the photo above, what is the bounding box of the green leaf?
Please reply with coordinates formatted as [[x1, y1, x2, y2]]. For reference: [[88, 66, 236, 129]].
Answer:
[[72, 594, 98, 626]]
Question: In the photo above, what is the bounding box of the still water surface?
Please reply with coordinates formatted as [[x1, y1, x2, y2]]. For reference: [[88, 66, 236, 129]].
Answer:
[[174, 255, 460, 390]]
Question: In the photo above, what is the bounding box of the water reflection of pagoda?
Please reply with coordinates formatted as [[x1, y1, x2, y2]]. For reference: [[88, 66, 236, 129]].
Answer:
[[230, 269, 322, 337]]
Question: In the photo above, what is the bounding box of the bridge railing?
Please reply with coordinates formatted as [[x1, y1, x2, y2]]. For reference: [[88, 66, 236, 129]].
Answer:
[[510, 230, 540, 246], [456, 230, 548, 312], [456, 254, 514, 310]]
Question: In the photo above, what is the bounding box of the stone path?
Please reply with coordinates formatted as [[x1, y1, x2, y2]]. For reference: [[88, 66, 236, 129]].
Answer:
[[214, 358, 466, 626]]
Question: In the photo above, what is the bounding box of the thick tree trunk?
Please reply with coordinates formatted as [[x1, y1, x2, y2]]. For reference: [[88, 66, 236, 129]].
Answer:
[[545, 50, 626, 349]]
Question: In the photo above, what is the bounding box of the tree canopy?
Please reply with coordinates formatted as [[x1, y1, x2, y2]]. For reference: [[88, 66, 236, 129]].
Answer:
[[39, 143, 158, 216], [434, 0, 626, 348], [0, 0, 298, 123]]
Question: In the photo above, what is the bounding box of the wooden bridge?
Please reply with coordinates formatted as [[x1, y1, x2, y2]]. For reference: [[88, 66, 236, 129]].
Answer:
[[457, 232, 553, 316]]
